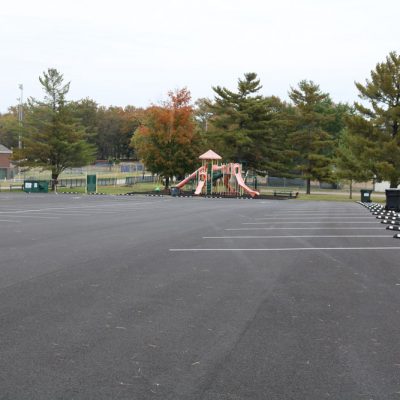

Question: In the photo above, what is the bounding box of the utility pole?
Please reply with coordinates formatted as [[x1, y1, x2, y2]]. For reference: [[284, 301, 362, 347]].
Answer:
[[17, 84, 23, 180], [18, 84, 23, 149]]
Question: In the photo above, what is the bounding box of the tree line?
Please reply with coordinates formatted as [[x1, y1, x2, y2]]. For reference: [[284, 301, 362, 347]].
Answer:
[[1, 51, 400, 193]]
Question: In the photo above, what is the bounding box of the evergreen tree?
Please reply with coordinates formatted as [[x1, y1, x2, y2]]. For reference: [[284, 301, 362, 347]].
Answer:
[[288, 80, 335, 194], [13, 69, 96, 190], [206, 73, 289, 174], [335, 129, 372, 198], [69, 97, 99, 151], [346, 51, 400, 188], [193, 98, 213, 133]]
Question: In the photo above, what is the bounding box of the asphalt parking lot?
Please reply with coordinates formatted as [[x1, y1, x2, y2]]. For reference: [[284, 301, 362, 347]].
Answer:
[[1, 193, 400, 399]]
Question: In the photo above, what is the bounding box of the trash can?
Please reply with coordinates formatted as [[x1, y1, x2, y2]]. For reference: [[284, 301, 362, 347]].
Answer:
[[360, 189, 372, 203], [23, 180, 49, 193], [170, 187, 180, 197], [385, 189, 400, 211]]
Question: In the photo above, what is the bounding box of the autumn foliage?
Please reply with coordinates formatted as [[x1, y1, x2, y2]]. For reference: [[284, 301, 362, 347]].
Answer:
[[132, 88, 202, 188]]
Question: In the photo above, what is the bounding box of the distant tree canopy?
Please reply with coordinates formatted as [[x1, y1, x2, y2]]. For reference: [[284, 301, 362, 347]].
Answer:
[[287, 80, 336, 194], [201, 74, 348, 193], [69, 100, 144, 160], [131, 88, 203, 188], [4, 52, 400, 192], [205, 73, 292, 174], [0, 108, 20, 149], [345, 51, 400, 188], [335, 128, 372, 198]]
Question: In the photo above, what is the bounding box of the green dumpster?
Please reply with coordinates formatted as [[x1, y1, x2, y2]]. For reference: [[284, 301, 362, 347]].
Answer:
[[360, 189, 372, 203], [23, 180, 49, 193], [86, 174, 97, 193]]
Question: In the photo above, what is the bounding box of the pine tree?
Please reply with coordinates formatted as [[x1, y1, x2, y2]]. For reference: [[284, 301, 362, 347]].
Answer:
[[13, 69, 96, 190], [288, 80, 335, 194], [346, 51, 400, 188], [206, 73, 289, 174], [335, 129, 372, 198]]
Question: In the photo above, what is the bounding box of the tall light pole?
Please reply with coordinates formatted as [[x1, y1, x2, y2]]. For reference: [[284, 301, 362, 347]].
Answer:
[[17, 84, 23, 180], [18, 84, 23, 149]]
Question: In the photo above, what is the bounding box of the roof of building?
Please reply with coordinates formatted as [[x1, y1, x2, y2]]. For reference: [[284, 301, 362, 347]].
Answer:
[[0, 144, 12, 154], [199, 149, 222, 160]]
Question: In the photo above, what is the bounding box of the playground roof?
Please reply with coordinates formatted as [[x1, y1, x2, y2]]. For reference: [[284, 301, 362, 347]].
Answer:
[[0, 144, 12, 154], [199, 149, 222, 160]]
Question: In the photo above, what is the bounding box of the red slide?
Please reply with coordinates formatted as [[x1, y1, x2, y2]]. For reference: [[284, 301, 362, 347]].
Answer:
[[233, 165, 260, 197], [194, 180, 205, 195], [175, 167, 204, 189]]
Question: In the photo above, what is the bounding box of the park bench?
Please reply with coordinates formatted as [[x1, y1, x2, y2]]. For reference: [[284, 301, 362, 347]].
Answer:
[[273, 190, 298, 198], [9, 184, 23, 191]]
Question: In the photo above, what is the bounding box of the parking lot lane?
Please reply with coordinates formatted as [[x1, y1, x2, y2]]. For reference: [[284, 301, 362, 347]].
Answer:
[[1, 196, 399, 399]]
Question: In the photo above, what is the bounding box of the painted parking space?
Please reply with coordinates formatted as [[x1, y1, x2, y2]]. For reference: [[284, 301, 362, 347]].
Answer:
[[0, 194, 172, 223], [170, 200, 399, 252]]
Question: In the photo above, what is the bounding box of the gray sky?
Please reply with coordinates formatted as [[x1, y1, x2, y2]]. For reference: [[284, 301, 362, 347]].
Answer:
[[0, 0, 399, 112]]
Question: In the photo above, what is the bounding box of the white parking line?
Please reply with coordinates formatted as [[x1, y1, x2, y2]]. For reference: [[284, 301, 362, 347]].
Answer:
[[0, 205, 168, 215], [0, 219, 20, 223], [225, 227, 385, 231], [0, 201, 168, 214], [0, 215, 60, 219], [266, 212, 366, 214], [170, 247, 400, 252], [203, 235, 391, 239], [274, 209, 362, 212], [242, 221, 380, 225], [253, 217, 373, 220], [0, 211, 119, 216], [0, 209, 44, 214]]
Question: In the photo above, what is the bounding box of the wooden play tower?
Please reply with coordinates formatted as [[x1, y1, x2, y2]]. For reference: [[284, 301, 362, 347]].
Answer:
[[199, 149, 222, 195], [175, 150, 259, 197]]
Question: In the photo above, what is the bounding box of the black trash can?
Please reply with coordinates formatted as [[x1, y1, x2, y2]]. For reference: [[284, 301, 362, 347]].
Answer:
[[360, 189, 372, 203], [385, 189, 400, 211], [170, 187, 180, 197]]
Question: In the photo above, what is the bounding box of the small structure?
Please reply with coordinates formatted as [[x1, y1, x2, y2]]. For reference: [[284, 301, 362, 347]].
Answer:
[[198, 149, 222, 196], [175, 150, 259, 197], [0, 144, 12, 179]]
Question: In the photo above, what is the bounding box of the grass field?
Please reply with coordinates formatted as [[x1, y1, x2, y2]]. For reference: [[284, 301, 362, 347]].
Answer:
[[0, 180, 387, 203], [295, 193, 384, 202]]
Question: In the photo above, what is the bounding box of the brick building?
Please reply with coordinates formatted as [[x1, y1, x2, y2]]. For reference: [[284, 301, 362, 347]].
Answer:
[[0, 144, 12, 179]]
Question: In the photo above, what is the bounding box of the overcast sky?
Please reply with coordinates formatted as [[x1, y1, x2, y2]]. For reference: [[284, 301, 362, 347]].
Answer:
[[0, 0, 399, 112]]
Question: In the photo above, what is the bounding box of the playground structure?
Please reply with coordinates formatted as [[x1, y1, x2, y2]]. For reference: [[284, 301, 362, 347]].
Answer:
[[175, 150, 260, 197]]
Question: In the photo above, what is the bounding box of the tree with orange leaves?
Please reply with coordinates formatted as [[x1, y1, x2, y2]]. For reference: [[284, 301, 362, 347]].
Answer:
[[132, 88, 203, 188]]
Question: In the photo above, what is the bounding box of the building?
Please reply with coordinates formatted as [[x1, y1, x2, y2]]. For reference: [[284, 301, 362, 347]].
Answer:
[[0, 144, 12, 179], [375, 181, 400, 192]]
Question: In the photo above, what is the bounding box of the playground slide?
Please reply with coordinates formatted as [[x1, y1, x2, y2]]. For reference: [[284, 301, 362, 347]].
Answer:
[[194, 179, 205, 195], [176, 167, 203, 189], [234, 171, 260, 197]]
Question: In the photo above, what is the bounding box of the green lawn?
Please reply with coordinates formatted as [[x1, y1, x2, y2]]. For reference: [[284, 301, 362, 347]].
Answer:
[[0, 180, 387, 203], [296, 193, 384, 202], [258, 186, 385, 203]]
